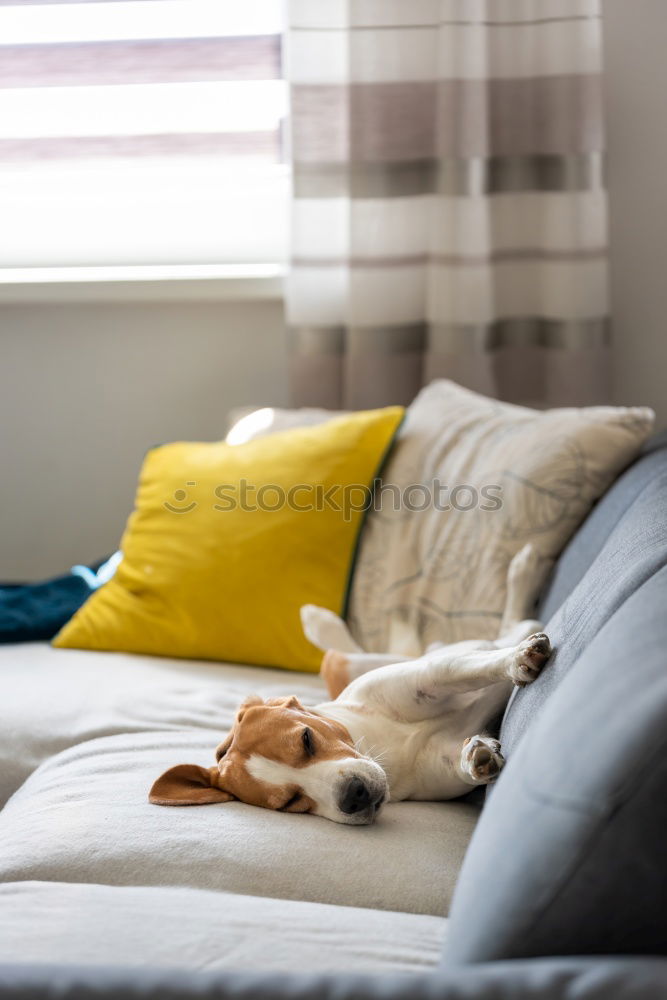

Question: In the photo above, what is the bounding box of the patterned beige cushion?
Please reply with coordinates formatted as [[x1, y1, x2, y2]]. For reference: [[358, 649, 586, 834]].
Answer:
[[226, 381, 654, 654], [348, 381, 654, 652]]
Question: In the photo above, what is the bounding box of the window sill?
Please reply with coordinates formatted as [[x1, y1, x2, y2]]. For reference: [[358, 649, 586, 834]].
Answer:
[[0, 263, 286, 304]]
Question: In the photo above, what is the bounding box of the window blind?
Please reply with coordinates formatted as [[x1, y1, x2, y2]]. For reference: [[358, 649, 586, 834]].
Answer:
[[0, 0, 288, 270]]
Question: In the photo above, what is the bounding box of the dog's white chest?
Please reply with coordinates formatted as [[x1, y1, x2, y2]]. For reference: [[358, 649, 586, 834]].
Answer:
[[317, 703, 466, 801]]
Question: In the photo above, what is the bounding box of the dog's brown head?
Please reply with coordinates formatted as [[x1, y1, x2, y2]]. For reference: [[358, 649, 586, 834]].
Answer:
[[150, 695, 387, 824]]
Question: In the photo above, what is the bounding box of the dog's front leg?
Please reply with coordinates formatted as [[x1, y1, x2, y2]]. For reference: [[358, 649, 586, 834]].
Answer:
[[344, 633, 552, 722]]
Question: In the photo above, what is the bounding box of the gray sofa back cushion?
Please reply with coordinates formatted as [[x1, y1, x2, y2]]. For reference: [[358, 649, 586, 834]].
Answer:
[[446, 438, 667, 962], [445, 563, 667, 962], [539, 431, 667, 623], [501, 434, 667, 757]]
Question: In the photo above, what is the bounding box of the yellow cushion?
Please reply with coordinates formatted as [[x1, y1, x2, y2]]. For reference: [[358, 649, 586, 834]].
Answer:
[[54, 407, 404, 672]]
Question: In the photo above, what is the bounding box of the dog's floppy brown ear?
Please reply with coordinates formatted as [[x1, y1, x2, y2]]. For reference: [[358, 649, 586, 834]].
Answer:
[[149, 764, 234, 806]]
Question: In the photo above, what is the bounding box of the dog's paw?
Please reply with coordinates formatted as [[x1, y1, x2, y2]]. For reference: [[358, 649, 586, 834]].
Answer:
[[508, 632, 552, 687], [460, 736, 505, 784]]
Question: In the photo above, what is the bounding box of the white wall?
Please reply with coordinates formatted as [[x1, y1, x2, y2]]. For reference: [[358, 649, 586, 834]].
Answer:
[[604, 0, 667, 428], [0, 299, 289, 578], [3, 4, 667, 579]]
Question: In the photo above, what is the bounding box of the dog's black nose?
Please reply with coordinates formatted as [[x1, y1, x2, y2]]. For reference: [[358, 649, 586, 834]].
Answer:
[[339, 776, 372, 814]]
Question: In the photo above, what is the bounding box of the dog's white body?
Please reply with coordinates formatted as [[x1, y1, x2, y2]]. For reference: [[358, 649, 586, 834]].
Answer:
[[312, 621, 546, 803], [300, 542, 553, 809], [151, 545, 553, 825]]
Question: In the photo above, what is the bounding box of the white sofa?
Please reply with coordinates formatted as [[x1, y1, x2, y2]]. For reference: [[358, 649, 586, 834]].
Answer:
[[0, 641, 479, 974]]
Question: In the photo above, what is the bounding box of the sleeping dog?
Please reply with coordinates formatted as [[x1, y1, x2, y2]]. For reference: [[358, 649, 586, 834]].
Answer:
[[150, 544, 552, 824]]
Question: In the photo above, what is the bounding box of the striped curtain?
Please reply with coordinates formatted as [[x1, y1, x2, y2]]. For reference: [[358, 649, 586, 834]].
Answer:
[[0, 0, 286, 268], [286, 0, 609, 410]]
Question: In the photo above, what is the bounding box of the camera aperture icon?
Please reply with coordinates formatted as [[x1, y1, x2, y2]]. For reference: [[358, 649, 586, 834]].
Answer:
[[163, 482, 198, 513]]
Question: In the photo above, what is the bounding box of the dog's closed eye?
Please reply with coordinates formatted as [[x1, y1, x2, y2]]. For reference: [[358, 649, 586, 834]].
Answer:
[[302, 727, 315, 757]]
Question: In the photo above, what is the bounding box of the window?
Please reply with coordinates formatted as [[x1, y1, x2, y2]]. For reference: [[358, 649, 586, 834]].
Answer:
[[0, 0, 288, 271]]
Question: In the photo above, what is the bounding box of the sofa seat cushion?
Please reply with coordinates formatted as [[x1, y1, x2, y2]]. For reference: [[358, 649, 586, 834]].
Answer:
[[0, 881, 445, 973], [0, 643, 326, 807], [0, 730, 479, 917]]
